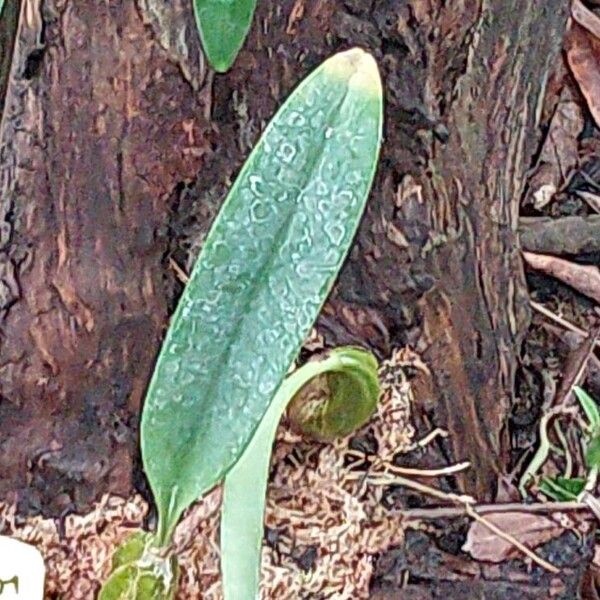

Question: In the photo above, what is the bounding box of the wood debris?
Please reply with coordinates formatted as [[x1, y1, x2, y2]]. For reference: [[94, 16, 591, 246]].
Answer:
[[523, 251, 600, 304]]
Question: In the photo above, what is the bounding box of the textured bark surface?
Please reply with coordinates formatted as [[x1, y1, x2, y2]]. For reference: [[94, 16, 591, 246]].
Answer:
[[205, 0, 567, 502], [0, 0, 567, 519], [0, 0, 20, 113], [0, 0, 211, 514], [376, 0, 568, 499]]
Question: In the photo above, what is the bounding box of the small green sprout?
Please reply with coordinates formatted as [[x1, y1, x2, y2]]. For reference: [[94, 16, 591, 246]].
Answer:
[[99, 533, 177, 600], [528, 386, 600, 502], [539, 476, 585, 501], [221, 347, 379, 599]]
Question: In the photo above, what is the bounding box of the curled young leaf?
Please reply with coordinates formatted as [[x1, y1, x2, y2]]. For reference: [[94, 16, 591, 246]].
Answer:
[[287, 347, 379, 442], [221, 346, 380, 600], [141, 47, 383, 545]]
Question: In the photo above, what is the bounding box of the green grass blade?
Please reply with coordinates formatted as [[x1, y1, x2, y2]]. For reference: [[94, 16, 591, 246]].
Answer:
[[193, 0, 258, 72], [587, 434, 600, 468], [574, 386, 600, 431], [540, 476, 585, 501], [221, 347, 380, 600], [141, 48, 383, 544]]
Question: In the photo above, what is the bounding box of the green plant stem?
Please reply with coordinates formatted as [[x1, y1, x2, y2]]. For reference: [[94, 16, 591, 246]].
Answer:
[[519, 410, 555, 496], [220, 351, 370, 600]]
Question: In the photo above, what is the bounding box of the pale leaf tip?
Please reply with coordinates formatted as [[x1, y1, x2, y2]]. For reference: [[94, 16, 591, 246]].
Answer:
[[326, 48, 382, 97]]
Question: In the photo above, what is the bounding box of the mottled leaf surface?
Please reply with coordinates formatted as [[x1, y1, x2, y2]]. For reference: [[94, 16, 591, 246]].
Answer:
[[141, 49, 383, 542]]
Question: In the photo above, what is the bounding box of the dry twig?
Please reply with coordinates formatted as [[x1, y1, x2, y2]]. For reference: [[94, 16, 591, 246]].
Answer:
[[463, 505, 560, 573], [385, 474, 561, 573], [169, 257, 190, 284], [519, 215, 600, 255], [523, 251, 600, 304]]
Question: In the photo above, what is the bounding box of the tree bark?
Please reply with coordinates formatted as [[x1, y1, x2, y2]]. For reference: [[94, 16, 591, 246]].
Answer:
[[0, 0, 568, 520], [0, 0, 210, 514]]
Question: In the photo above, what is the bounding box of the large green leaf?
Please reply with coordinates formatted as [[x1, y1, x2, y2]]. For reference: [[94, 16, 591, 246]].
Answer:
[[221, 347, 380, 600], [193, 0, 258, 72], [141, 48, 383, 544]]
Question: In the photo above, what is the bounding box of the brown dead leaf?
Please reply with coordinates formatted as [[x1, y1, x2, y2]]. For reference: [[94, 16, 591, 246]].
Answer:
[[554, 326, 600, 411], [523, 251, 600, 304], [566, 22, 600, 129], [463, 512, 562, 563], [526, 98, 584, 209], [573, 0, 600, 40]]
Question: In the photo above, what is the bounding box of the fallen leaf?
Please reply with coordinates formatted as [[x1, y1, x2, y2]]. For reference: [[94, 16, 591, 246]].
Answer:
[[573, 0, 600, 40], [523, 251, 600, 304], [526, 99, 584, 209], [566, 22, 600, 129], [593, 544, 600, 568], [463, 512, 562, 563]]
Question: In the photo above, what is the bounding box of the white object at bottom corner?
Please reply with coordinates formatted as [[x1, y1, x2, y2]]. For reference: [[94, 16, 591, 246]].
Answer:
[[0, 536, 45, 599]]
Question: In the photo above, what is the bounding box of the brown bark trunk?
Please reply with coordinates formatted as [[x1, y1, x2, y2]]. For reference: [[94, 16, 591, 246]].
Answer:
[[0, 0, 567, 519], [0, 0, 211, 514]]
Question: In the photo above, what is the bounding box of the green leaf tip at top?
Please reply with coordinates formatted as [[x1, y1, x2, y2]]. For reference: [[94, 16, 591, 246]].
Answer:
[[324, 47, 383, 97], [193, 0, 258, 72], [141, 47, 383, 546]]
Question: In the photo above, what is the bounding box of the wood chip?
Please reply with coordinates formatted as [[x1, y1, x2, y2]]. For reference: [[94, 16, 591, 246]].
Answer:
[[523, 251, 600, 304], [519, 215, 600, 255]]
